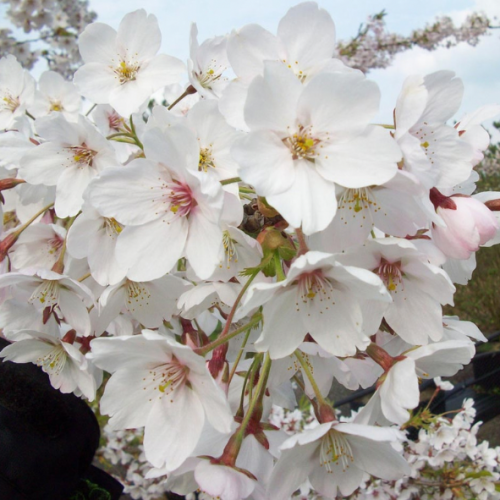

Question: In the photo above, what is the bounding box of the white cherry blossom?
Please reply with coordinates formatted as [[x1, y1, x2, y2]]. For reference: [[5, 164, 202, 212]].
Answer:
[[74, 9, 185, 117], [89, 330, 233, 470]]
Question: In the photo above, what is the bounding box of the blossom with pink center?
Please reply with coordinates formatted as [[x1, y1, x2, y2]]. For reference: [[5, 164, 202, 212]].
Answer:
[[88, 124, 224, 281], [236, 251, 391, 359], [18, 113, 118, 217], [338, 238, 455, 345], [88, 330, 233, 470]]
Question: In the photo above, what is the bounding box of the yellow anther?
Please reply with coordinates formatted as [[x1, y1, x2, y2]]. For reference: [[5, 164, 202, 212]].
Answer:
[[421, 141, 429, 148]]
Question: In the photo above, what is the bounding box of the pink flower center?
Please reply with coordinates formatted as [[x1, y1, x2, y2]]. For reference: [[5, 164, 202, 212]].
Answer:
[[146, 358, 190, 398], [67, 143, 97, 167], [107, 111, 124, 132], [376, 259, 403, 292], [167, 181, 197, 217]]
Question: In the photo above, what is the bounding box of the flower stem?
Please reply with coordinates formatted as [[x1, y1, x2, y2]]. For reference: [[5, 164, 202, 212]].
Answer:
[[220, 177, 242, 186], [217, 270, 260, 340], [227, 326, 254, 386], [235, 353, 272, 440], [294, 350, 328, 406], [167, 85, 197, 110], [194, 313, 262, 356], [20, 203, 54, 230]]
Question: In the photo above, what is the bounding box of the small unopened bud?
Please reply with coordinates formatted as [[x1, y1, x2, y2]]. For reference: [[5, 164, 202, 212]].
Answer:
[[208, 343, 228, 379], [0, 178, 25, 192], [0, 231, 19, 262]]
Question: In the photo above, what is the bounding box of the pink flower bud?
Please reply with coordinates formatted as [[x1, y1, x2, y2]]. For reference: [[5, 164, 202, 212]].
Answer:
[[432, 195, 498, 259]]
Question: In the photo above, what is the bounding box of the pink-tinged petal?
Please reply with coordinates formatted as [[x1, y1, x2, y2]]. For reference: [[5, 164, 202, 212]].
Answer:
[[267, 160, 337, 234], [297, 72, 379, 135], [353, 390, 388, 426], [407, 340, 474, 378], [78, 22, 117, 64], [278, 3, 336, 69], [68, 360, 96, 400], [116, 10, 161, 60], [55, 163, 96, 218], [268, 444, 317, 500], [144, 386, 204, 470], [117, 217, 188, 282], [87, 226, 127, 286], [394, 75, 427, 138], [414, 125, 474, 190], [185, 211, 222, 279], [232, 130, 295, 196], [58, 288, 92, 336], [307, 464, 340, 498], [0, 338, 54, 363], [67, 214, 101, 259], [195, 461, 255, 500], [73, 63, 118, 104], [385, 278, 443, 344], [317, 126, 400, 188], [244, 61, 302, 132], [19, 142, 66, 185], [100, 368, 159, 429], [373, 187, 427, 237], [189, 371, 233, 434], [89, 159, 167, 225], [89, 335, 169, 371], [379, 358, 419, 425], [219, 80, 250, 131], [402, 261, 455, 305], [304, 289, 366, 357], [227, 24, 279, 80], [421, 71, 463, 124], [347, 435, 410, 480], [35, 113, 82, 144], [143, 125, 199, 176], [109, 79, 148, 118], [255, 287, 307, 359], [139, 54, 185, 88], [93, 284, 126, 335]]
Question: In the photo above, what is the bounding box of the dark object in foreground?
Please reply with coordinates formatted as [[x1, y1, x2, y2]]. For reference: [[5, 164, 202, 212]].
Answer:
[[0, 337, 123, 500]]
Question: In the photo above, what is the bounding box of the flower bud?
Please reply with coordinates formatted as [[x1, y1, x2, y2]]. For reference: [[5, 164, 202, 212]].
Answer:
[[431, 193, 498, 259]]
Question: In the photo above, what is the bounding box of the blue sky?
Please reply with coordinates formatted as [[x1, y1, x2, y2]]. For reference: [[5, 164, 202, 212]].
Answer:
[[2, 0, 499, 127], [87, 0, 500, 126]]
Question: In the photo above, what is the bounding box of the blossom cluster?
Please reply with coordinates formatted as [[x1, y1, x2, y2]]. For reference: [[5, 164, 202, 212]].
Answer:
[[99, 397, 500, 500], [337, 11, 492, 73], [0, 0, 96, 77], [0, 2, 499, 499]]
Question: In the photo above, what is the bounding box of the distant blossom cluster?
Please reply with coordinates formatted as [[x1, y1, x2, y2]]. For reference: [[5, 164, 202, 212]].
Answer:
[[99, 398, 500, 500], [0, 2, 499, 499], [0, 0, 96, 77]]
